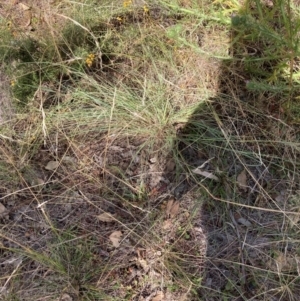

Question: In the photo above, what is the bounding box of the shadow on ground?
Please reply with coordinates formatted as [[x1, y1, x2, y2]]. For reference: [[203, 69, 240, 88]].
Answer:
[[1, 1, 300, 300], [164, 1, 300, 300]]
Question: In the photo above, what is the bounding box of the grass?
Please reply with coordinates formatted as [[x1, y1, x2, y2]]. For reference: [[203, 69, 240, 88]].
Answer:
[[1, 0, 300, 300]]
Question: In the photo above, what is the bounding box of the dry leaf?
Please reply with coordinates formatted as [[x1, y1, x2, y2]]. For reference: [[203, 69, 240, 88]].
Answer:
[[0, 203, 7, 215], [237, 169, 247, 191], [268, 252, 299, 273], [192, 168, 219, 181], [35, 178, 45, 185], [162, 219, 172, 230], [166, 199, 180, 218], [151, 292, 164, 301], [166, 199, 174, 215], [62, 156, 76, 164], [109, 145, 124, 152], [237, 217, 252, 227], [18, 3, 31, 27], [18, 3, 31, 11], [165, 158, 176, 172], [170, 201, 179, 218], [45, 161, 59, 170], [60, 293, 73, 301], [97, 212, 115, 222], [149, 157, 157, 164], [109, 231, 122, 248], [138, 258, 149, 272]]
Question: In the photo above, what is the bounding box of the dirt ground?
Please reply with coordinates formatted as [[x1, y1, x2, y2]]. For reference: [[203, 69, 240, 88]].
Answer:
[[1, 1, 300, 301]]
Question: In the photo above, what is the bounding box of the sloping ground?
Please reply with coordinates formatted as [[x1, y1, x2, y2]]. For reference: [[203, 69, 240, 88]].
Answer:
[[1, 1, 300, 301]]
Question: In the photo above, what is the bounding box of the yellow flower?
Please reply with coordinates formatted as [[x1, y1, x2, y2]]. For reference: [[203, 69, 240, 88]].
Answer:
[[123, 0, 132, 8], [10, 80, 15, 87], [143, 5, 149, 13], [85, 53, 95, 68]]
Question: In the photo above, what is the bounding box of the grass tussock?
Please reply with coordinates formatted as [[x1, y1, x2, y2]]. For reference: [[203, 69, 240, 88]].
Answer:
[[1, 0, 300, 300]]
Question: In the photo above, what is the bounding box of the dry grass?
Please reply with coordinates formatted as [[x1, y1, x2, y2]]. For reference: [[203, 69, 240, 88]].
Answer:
[[1, 0, 300, 300]]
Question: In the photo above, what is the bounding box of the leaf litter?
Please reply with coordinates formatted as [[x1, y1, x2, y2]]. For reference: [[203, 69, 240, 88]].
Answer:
[[0, 203, 7, 215], [165, 199, 180, 219], [97, 212, 116, 222], [1, 1, 300, 300], [237, 169, 248, 191], [109, 231, 122, 248], [45, 160, 60, 171]]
